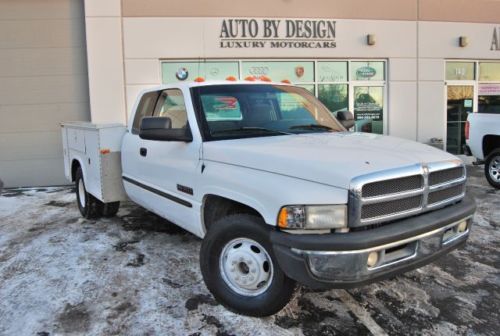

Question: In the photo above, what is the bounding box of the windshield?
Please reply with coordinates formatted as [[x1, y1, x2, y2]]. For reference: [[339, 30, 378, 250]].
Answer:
[[192, 84, 345, 140]]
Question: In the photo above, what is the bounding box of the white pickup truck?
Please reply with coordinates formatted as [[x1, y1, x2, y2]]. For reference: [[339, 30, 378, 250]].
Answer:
[[61, 80, 475, 316], [465, 112, 500, 188]]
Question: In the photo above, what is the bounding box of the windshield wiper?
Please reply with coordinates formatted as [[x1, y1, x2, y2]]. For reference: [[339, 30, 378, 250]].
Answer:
[[211, 127, 292, 136], [289, 124, 334, 131]]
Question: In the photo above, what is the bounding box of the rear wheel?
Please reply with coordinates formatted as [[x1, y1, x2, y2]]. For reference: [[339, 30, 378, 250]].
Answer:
[[75, 167, 103, 219], [103, 202, 120, 217], [200, 214, 295, 317], [485, 149, 500, 189]]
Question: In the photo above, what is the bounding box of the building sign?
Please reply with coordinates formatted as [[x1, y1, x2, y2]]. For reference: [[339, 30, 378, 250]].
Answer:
[[219, 19, 336, 49], [491, 27, 500, 51], [355, 66, 377, 79], [479, 84, 500, 96]]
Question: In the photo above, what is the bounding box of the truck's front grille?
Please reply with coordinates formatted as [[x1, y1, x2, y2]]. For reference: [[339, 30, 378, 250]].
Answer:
[[428, 184, 465, 205], [362, 175, 423, 197], [361, 195, 422, 219], [349, 160, 466, 227], [429, 167, 464, 186]]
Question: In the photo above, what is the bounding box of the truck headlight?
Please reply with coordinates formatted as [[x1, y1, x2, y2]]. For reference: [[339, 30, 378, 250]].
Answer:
[[278, 205, 347, 230]]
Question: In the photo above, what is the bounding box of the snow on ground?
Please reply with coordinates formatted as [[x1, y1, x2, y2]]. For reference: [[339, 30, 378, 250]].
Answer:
[[0, 165, 499, 335]]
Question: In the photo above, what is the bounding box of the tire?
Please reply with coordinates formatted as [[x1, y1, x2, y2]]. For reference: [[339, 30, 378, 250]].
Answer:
[[485, 149, 500, 189], [200, 214, 296, 317], [75, 167, 103, 219], [103, 202, 120, 217]]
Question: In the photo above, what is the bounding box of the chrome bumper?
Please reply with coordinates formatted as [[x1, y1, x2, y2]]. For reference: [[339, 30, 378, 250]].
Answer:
[[295, 216, 472, 284]]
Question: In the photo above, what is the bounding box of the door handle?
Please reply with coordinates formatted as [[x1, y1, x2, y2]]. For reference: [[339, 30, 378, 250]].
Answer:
[[140, 147, 147, 157]]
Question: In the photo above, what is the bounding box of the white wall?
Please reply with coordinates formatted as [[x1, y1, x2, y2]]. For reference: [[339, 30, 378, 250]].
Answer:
[[82, 7, 500, 144], [84, 0, 127, 124]]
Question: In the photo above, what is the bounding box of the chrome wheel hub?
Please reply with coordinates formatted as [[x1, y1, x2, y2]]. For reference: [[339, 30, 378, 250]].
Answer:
[[489, 156, 500, 182], [219, 238, 273, 296], [78, 179, 86, 208]]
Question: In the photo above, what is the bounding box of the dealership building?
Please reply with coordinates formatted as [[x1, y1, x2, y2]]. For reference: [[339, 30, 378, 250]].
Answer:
[[1, 0, 500, 187]]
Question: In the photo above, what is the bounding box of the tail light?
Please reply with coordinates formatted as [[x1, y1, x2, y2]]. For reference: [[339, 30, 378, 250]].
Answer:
[[465, 121, 470, 140]]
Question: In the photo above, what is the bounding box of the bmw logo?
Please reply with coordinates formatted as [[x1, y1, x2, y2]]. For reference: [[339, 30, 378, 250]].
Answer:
[[176, 67, 189, 81]]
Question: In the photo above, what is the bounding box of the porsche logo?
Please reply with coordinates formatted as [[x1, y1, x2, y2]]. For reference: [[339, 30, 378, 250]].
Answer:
[[295, 66, 304, 78]]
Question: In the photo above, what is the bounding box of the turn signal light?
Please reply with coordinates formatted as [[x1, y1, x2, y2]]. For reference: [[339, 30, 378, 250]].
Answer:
[[194, 77, 205, 82], [278, 207, 288, 228], [100, 148, 110, 155]]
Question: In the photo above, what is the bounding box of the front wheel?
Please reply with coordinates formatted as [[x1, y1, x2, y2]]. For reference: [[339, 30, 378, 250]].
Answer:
[[485, 149, 500, 189], [200, 214, 296, 317]]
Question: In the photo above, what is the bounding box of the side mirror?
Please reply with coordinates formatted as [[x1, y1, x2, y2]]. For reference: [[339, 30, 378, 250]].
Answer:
[[336, 111, 355, 130], [139, 117, 193, 142]]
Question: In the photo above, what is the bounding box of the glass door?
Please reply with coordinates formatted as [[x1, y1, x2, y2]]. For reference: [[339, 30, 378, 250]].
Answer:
[[352, 85, 385, 134], [446, 85, 474, 154]]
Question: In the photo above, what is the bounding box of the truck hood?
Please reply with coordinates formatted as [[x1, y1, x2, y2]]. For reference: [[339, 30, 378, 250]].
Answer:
[[202, 132, 458, 189]]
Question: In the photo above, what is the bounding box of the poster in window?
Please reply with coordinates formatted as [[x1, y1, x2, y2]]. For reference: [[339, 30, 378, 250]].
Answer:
[[354, 86, 384, 134]]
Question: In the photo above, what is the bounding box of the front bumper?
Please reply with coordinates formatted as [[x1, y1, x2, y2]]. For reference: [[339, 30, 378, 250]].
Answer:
[[270, 195, 476, 289]]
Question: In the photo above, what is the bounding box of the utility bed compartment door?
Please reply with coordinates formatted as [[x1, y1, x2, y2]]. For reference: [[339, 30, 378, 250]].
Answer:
[[61, 122, 127, 203]]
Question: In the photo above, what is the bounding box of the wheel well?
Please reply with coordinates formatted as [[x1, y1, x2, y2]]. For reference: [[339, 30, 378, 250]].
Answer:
[[71, 159, 81, 182], [202, 195, 263, 232], [483, 135, 500, 158]]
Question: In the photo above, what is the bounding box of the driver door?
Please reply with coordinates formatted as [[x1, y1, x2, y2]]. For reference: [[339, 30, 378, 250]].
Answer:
[[122, 88, 202, 234]]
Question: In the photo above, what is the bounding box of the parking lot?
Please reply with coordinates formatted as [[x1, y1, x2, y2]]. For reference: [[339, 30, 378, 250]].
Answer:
[[0, 164, 498, 336]]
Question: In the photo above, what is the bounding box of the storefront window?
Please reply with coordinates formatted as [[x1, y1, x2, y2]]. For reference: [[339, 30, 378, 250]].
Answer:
[[353, 86, 384, 134], [241, 61, 314, 83], [317, 62, 348, 82], [479, 62, 500, 81], [350, 61, 385, 81], [162, 59, 387, 134], [297, 84, 315, 94], [446, 62, 475, 81], [318, 84, 348, 114], [162, 61, 239, 83], [479, 84, 500, 114]]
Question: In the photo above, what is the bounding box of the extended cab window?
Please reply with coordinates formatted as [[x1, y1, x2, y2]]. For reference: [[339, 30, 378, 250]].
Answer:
[[153, 89, 188, 129], [132, 91, 159, 134]]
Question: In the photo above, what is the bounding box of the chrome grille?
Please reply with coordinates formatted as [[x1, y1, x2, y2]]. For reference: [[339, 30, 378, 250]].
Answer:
[[429, 167, 464, 186], [362, 175, 423, 197], [361, 195, 422, 219], [349, 160, 466, 227], [428, 184, 464, 205]]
